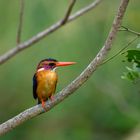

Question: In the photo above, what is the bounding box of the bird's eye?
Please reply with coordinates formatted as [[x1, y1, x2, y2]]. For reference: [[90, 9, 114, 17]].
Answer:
[[49, 63, 55, 66]]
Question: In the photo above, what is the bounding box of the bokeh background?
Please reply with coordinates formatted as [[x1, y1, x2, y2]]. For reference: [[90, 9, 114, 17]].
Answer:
[[0, 0, 140, 140]]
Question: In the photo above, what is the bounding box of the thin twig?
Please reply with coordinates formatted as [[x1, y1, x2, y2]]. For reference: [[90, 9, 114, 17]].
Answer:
[[119, 26, 140, 36], [61, 0, 76, 25], [17, 0, 24, 44], [0, 0, 129, 135], [0, 0, 102, 65], [101, 35, 139, 65]]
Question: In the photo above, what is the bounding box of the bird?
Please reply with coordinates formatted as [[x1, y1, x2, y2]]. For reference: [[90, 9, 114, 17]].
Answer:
[[33, 58, 76, 110]]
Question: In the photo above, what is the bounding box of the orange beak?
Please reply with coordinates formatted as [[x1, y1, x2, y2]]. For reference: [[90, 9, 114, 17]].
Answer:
[[56, 61, 76, 67]]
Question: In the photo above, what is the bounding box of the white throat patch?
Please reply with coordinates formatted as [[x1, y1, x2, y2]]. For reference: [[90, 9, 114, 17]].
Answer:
[[52, 67, 57, 72], [37, 68, 45, 72]]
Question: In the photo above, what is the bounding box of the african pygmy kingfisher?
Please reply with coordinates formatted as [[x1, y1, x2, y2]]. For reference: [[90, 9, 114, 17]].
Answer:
[[33, 58, 76, 110]]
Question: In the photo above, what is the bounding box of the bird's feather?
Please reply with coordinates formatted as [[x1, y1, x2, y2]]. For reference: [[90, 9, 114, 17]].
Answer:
[[33, 74, 37, 99]]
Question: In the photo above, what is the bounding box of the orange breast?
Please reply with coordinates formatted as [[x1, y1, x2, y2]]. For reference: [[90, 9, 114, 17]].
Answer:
[[36, 70, 58, 101]]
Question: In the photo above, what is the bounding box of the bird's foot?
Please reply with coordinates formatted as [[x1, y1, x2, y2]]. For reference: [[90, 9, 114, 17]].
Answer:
[[50, 95, 55, 102], [41, 101, 47, 111]]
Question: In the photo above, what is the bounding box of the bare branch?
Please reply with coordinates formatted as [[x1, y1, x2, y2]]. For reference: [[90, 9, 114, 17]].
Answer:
[[0, 0, 129, 136], [16, 0, 24, 44], [61, 0, 76, 25], [101, 35, 139, 65], [119, 26, 140, 36], [0, 0, 102, 65]]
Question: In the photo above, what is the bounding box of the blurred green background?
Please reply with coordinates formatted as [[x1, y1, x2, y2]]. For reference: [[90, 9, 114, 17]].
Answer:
[[0, 0, 140, 140]]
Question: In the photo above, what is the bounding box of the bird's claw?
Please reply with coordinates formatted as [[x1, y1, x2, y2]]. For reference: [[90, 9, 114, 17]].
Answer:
[[50, 95, 55, 102]]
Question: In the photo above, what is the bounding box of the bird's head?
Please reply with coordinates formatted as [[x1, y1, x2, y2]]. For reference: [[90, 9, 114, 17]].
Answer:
[[37, 58, 76, 71]]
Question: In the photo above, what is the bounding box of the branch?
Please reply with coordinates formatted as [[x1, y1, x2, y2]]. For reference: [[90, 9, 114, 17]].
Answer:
[[101, 35, 139, 65], [61, 0, 76, 25], [16, 0, 24, 44], [0, 0, 129, 136], [0, 0, 102, 65], [119, 26, 140, 36], [101, 25, 140, 65]]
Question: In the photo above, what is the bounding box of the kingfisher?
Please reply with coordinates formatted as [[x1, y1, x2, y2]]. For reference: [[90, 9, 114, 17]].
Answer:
[[33, 58, 76, 110]]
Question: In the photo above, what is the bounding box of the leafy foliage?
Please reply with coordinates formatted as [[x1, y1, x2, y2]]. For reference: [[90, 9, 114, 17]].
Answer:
[[136, 43, 140, 49], [122, 49, 140, 82], [126, 50, 140, 67], [121, 66, 140, 82]]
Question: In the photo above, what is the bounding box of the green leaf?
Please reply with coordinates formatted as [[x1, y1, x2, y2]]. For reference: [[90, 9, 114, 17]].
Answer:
[[136, 43, 140, 49], [121, 67, 140, 82], [133, 63, 140, 72], [126, 50, 140, 67]]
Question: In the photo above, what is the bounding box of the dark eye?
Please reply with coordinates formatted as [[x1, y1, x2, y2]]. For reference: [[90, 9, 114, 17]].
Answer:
[[49, 63, 55, 66]]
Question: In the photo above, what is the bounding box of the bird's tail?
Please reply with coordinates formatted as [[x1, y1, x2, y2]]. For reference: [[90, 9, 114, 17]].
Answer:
[[38, 100, 41, 104]]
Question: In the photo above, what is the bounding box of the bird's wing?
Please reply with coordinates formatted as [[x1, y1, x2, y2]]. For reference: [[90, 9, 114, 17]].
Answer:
[[33, 73, 37, 99], [54, 79, 58, 94]]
